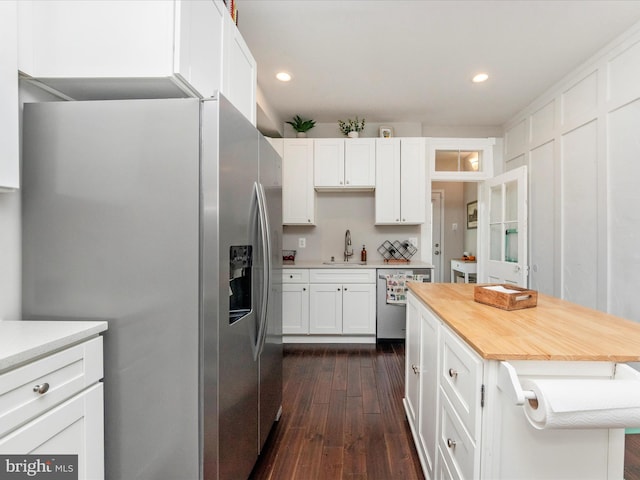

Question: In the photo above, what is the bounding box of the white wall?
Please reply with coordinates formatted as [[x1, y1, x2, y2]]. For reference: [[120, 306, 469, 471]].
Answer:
[[503, 20, 640, 320], [283, 191, 421, 263], [0, 79, 64, 320], [0, 193, 20, 320], [283, 121, 422, 139]]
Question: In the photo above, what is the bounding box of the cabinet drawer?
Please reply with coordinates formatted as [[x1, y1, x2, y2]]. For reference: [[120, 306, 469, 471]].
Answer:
[[440, 327, 482, 439], [282, 269, 309, 283], [439, 390, 476, 480], [309, 269, 375, 284], [0, 337, 103, 438]]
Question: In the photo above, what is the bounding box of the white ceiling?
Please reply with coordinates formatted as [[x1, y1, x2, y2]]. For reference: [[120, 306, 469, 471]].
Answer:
[[237, 0, 640, 135]]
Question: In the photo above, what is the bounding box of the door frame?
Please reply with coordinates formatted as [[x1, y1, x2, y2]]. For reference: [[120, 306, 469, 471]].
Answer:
[[431, 190, 444, 282]]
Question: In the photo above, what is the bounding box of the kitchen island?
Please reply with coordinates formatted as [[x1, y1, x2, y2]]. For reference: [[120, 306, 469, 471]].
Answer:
[[405, 283, 640, 480]]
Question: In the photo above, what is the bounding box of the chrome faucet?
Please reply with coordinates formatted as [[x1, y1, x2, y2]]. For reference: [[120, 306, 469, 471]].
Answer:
[[344, 229, 353, 262]]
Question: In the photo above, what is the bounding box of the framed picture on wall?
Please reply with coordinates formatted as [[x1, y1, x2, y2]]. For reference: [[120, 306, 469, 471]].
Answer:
[[379, 126, 393, 138], [467, 201, 478, 229]]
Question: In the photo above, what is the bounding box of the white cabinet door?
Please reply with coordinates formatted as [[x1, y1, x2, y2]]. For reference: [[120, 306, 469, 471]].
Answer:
[[344, 139, 376, 187], [221, 10, 257, 124], [309, 284, 342, 334], [375, 138, 425, 224], [18, 0, 226, 100], [342, 283, 376, 334], [375, 138, 401, 223], [405, 294, 422, 426], [314, 138, 375, 189], [314, 139, 345, 187], [400, 138, 426, 223], [283, 283, 309, 334], [418, 304, 441, 480], [0, 384, 104, 480], [283, 139, 315, 225], [0, 0, 19, 191]]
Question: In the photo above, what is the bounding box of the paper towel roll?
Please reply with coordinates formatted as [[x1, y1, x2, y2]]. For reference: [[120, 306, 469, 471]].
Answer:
[[521, 378, 640, 430]]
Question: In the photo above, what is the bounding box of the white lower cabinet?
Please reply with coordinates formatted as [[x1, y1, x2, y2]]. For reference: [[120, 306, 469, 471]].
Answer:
[[0, 336, 105, 480], [405, 292, 440, 480], [283, 268, 376, 341]]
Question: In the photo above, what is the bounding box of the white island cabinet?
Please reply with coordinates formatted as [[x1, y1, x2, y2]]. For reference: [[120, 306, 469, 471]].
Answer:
[[0, 321, 107, 480], [406, 283, 640, 480]]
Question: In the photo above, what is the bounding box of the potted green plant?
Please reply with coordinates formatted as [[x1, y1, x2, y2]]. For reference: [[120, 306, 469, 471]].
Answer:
[[338, 117, 366, 138], [286, 115, 316, 137]]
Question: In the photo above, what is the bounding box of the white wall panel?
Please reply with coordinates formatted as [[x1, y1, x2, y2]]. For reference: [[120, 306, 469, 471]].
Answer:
[[505, 119, 526, 161], [561, 71, 598, 130], [561, 121, 598, 308], [608, 39, 640, 109], [505, 155, 525, 171], [530, 100, 555, 149], [529, 141, 555, 295], [608, 99, 640, 321]]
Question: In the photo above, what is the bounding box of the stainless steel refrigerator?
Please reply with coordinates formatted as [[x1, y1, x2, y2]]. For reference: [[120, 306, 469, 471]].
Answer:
[[21, 96, 283, 480]]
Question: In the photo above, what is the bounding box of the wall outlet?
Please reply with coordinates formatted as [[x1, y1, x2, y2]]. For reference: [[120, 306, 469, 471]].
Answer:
[[298, 237, 306, 248], [408, 237, 418, 247], [452, 223, 458, 231]]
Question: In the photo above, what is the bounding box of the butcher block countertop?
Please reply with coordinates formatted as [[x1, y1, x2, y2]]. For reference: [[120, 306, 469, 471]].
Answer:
[[407, 283, 640, 362]]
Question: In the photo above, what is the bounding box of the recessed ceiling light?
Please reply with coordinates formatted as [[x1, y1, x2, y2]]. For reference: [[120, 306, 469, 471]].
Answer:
[[276, 72, 291, 82], [472, 73, 489, 83]]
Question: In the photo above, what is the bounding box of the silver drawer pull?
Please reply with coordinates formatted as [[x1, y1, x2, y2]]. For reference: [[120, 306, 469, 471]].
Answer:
[[412, 364, 419, 375], [447, 438, 457, 449], [33, 383, 50, 395], [448, 368, 458, 379]]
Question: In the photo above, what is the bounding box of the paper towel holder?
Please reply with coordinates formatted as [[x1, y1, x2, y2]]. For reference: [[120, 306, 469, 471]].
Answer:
[[498, 361, 538, 407]]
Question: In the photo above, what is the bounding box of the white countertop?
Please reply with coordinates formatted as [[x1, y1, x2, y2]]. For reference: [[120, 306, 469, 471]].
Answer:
[[283, 260, 434, 269], [0, 320, 108, 372]]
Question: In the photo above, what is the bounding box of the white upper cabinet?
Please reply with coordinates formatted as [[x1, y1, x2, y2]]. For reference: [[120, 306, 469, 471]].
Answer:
[[282, 139, 315, 225], [221, 12, 257, 125], [375, 138, 425, 224], [17, 1, 257, 124], [314, 138, 375, 190], [0, 0, 19, 191]]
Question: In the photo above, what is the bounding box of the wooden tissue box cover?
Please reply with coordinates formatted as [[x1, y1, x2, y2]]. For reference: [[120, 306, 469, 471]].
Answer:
[[474, 284, 538, 310]]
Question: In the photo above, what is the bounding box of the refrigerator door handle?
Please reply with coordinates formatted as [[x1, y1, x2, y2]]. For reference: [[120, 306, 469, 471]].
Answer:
[[257, 182, 272, 356], [254, 182, 270, 359]]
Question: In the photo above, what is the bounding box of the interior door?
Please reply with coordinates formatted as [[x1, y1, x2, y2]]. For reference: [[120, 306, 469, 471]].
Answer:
[[479, 166, 528, 286]]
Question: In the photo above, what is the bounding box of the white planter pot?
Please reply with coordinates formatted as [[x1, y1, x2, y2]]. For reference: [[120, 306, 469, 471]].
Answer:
[[347, 131, 359, 138]]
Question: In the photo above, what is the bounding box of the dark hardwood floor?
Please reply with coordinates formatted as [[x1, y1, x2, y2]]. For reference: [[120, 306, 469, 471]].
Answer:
[[251, 341, 640, 480], [250, 342, 424, 480]]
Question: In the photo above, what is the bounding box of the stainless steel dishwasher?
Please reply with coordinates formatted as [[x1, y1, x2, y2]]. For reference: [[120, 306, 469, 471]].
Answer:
[[376, 268, 433, 340]]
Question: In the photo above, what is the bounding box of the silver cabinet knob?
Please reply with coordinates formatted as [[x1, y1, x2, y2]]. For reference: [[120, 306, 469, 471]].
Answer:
[[448, 368, 458, 379], [434, 251, 440, 255], [33, 383, 50, 394], [447, 438, 457, 449], [412, 364, 419, 374]]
